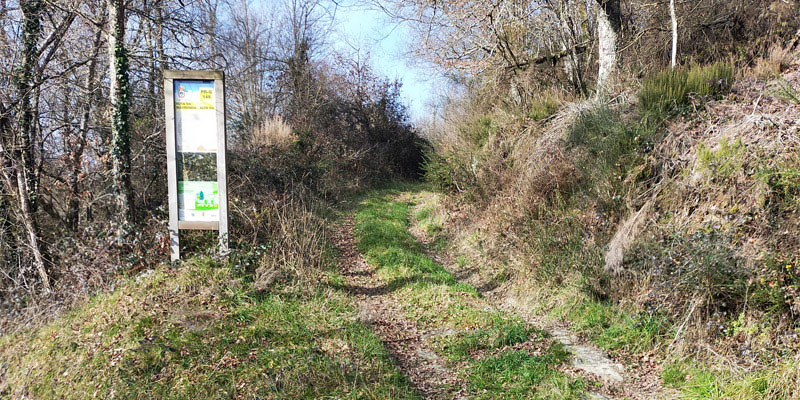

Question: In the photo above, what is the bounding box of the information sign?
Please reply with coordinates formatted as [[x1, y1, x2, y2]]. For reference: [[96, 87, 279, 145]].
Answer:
[[164, 71, 228, 260]]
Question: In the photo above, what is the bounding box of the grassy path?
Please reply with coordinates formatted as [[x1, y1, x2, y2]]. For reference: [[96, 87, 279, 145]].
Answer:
[[333, 216, 469, 399], [348, 188, 587, 399]]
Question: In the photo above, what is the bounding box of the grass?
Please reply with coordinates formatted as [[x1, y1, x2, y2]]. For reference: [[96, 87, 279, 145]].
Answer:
[[0, 258, 417, 399], [639, 62, 734, 116], [354, 188, 585, 398], [660, 359, 800, 399], [469, 348, 584, 400], [564, 301, 669, 354], [566, 106, 655, 214], [407, 183, 799, 399], [528, 94, 561, 122], [774, 78, 800, 104], [696, 137, 746, 181]]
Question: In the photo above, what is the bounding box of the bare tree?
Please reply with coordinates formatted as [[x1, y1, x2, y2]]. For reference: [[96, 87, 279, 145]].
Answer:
[[10, 0, 50, 292], [66, 29, 104, 231]]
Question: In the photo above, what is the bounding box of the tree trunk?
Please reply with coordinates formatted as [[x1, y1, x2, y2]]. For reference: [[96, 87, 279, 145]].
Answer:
[[595, 0, 621, 95], [15, 0, 50, 293], [0, 104, 13, 267], [107, 0, 134, 241], [670, 0, 677, 69], [16, 167, 49, 290], [67, 30, 103, 230]]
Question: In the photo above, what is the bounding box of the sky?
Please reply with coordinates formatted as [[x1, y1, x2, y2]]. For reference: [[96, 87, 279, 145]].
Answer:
[[329, 3, 444, 122]]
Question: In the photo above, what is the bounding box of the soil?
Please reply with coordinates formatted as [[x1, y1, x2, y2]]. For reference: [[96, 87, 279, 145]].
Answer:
[[332, 216, 471, 399], [407, 203, 677, 400]]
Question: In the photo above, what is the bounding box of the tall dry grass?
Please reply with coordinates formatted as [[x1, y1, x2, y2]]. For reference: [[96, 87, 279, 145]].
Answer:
[[250, 114, 296, 148], [753, 43, 795, 78], [252, 195, 328, 291]]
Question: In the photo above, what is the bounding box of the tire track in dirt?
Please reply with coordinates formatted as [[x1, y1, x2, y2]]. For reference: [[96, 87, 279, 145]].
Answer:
[[407, 195, 675, 400], [332, 217, 470, 399]]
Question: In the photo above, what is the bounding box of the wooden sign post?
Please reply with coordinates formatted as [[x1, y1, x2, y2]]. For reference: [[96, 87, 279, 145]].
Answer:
[[164, 70, 229, 261]]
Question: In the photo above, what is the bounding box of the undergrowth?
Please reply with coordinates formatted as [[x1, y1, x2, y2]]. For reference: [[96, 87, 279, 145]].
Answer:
[[775, 78, 800, 104]]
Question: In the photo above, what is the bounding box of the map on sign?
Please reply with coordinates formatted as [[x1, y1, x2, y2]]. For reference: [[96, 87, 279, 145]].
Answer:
[[174, 80, 217, 153], [178, 181, 219, 221]]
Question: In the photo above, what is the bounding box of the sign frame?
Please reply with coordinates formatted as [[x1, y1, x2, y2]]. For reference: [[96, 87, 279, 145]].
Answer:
[[164, 70, 229, 261]]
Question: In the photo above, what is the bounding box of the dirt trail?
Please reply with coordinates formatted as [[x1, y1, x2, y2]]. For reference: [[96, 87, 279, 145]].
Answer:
[[497, 296, 672, 399], [407, 198, 673, 400], [332, 217, 470, 399]]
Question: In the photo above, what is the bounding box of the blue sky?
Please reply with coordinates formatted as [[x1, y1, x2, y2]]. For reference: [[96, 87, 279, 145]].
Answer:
[[330, 3, 443, 121]]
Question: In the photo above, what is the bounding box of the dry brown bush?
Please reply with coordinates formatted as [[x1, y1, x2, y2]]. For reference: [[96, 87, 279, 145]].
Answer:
[[250, 115, 296, 148]]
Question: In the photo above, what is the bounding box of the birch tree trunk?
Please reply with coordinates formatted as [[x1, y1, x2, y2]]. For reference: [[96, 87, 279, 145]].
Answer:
[[595, 0, 621, 95], [670, 0, 677, 68], [107, 0, 134, 241]]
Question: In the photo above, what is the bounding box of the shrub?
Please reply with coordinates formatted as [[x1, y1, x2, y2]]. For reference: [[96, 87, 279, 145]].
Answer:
[[759, 152, 800, 213], [626, 229, 748, 315], [528, 94, 561, 121], [639, 62, 734, 115], [750, 254, 800, 317], [461, 116, 498, 147], [423, 148, 476, 193], [566, 106, 653, 210], [567, 107, 639, 164]]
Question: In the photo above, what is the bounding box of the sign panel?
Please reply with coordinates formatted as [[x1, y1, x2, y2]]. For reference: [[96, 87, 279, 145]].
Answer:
[[164, 70, 228, 261], [174, 80, 217, 153]]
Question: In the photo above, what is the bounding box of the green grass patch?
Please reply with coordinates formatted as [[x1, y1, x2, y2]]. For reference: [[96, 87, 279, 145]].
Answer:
[[469, 347, 584, 400], [639, 62, 734, 116], [660, 361, 800, 400], [354, 189, 584, 398], [0, 259, 417, 399], [434, 319, 542, 362], [565, 301, 669, 354], [696, 137, 746, 181]]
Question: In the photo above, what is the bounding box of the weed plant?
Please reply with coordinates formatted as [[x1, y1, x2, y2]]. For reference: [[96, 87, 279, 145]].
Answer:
[[696, 137, 746, 181], [775, 78, 800, 104]]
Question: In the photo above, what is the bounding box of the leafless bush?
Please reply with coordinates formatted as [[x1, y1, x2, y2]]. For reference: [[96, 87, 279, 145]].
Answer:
[[253, 196, 328, 291]]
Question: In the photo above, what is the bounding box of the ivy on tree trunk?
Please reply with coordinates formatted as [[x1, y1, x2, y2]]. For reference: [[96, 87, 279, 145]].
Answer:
[[108, 0, 134, 241], [14, 0, 50, 293]]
